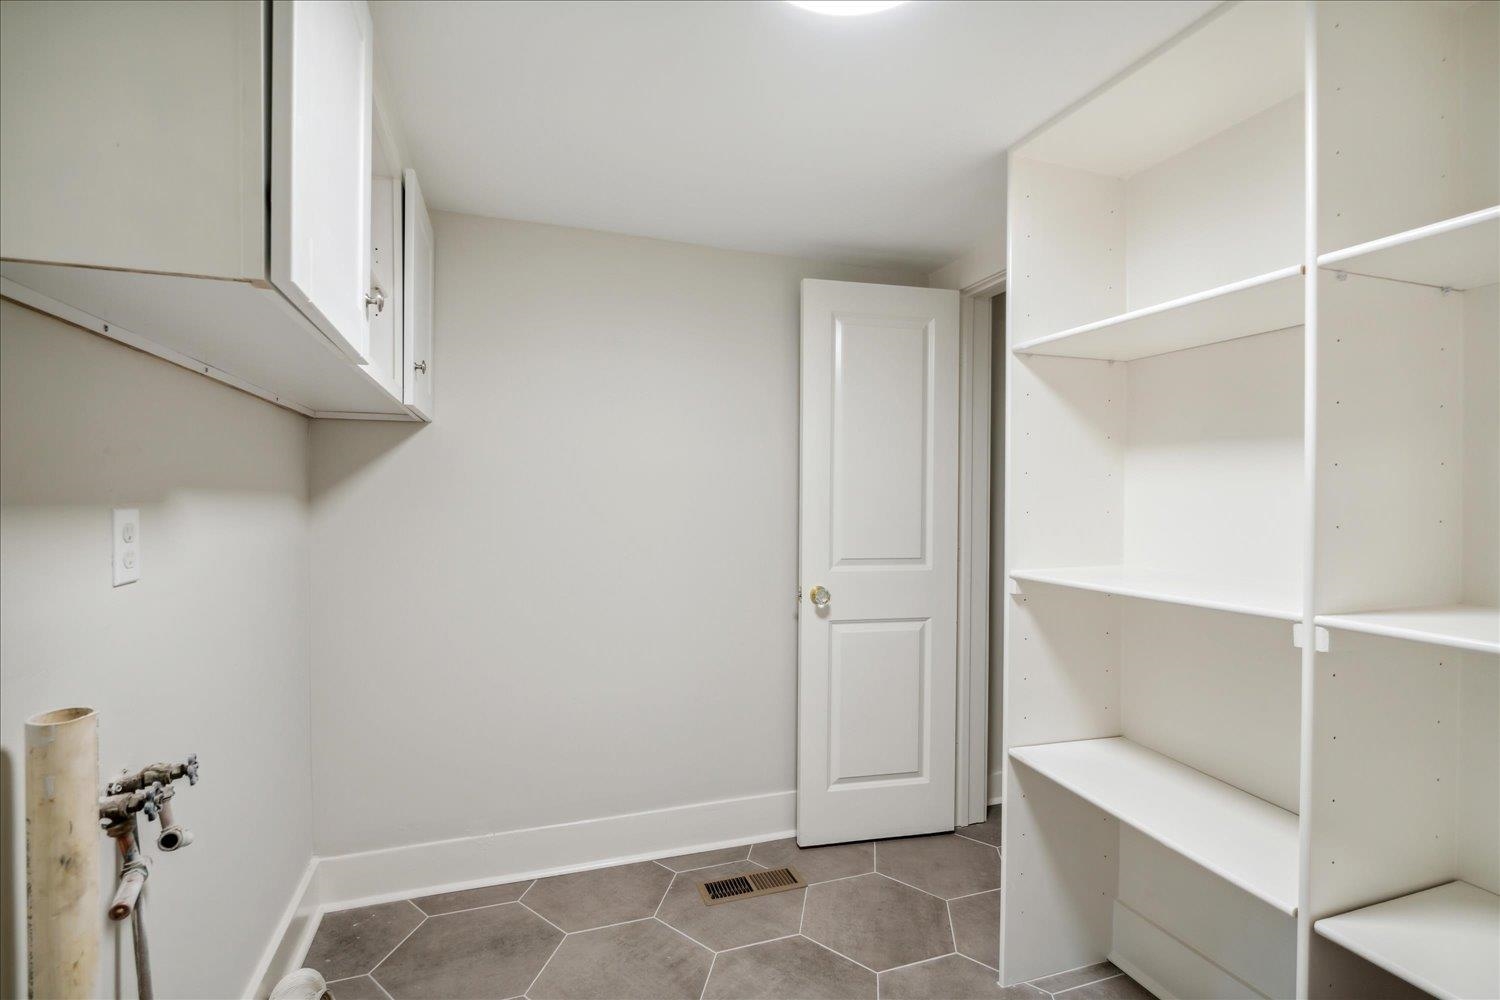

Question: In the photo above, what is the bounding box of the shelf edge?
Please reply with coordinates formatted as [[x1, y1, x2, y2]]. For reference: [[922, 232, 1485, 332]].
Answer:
[[1011, 263, 1304, 356]]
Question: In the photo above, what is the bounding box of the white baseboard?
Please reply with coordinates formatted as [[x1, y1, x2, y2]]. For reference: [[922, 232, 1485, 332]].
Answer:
[[248, 789, 796, 997], [244, 858, 321, 1000]]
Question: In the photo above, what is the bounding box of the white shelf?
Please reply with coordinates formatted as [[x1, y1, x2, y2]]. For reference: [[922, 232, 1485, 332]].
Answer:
[[1319, 206, 1500, 291], [1317, 605, 1499, 656], [1010, 565, 1301, 622], [1315, 881, 1500, 1000], [1012, 265, 1303, 362], [1009, 737, 1299, 915]]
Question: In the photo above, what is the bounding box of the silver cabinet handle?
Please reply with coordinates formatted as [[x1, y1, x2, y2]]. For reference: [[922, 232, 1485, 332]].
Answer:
[[365, 287, 386, 314], [809, 585, 831, 608], [413, 360, 427, 374]]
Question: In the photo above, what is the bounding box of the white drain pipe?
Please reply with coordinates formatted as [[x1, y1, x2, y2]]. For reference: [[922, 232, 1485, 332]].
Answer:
[[25, 706, 101, 998]]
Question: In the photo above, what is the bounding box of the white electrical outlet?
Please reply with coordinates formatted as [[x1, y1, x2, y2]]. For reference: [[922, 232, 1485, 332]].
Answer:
[[112, 508, 140, 586]]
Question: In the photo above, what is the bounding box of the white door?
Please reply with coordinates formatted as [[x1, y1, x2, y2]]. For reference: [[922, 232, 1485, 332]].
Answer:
[[402, 168, 434, 420], [798, 279, 962, 846], [270, 0, 374, 364]]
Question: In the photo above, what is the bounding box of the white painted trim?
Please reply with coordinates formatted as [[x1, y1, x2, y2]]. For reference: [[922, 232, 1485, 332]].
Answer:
[[988, 770, 1005, 807], [956, 273, 1004, 826], [1295, 5, 1320, 996], [249, 789, 796, 996], [244, 857, 321, 1000]]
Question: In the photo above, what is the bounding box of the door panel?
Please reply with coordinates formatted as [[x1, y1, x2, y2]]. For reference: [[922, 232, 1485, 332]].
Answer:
[[270, 0, 373, 364], [799, 279, 961, 846]]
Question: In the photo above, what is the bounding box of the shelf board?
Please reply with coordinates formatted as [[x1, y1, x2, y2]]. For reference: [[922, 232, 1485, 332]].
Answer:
[[1317, 605, 1499, 656], [1009, 737, 1299, 915], [1010, 565, 1300, 622], [1012, 265, 1303, 362], [1315, 881, 1499, 1000], [1319, 206, 1500, 291]]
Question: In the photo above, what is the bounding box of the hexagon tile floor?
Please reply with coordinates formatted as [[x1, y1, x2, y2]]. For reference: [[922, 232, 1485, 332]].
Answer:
[[305, 806, 1151, 1000]]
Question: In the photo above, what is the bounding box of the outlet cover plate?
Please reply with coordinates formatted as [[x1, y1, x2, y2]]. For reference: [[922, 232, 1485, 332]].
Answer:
[[112, 508, 139, 587]]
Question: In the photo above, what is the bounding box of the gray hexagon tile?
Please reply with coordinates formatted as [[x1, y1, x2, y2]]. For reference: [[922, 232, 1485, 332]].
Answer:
[[655, 844, 751, 872], [748, 838, 873, 884], [1028, 962, 1125, 994], [876, 833, 1000, 899], [304, 900, 424, 981], [703, 936, 874, 1000], [412, 879, 533, 916], [528, 919, 712, 999], [325, 976, 387, 1000], [657, 861, 805, 951], [801, 873, 951, 972], [521, 860, 672, 931], [880, 955, 1042, 999], [371, 902, 560, 999], [1053, 973, 1154, 999], [950, 889, 1000, 969], [958, 805, 1003, 848]]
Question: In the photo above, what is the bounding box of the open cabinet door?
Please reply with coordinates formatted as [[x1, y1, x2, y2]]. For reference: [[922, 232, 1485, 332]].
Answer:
[[402, 168, 435, 420], [270, 0, 374, 364], [797, 279, 961, 845]]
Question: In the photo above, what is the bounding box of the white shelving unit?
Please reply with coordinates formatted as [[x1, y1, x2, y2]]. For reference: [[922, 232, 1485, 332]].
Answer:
[[1314, 882, 1500, 1000], [1011, 264, 1304, 362], [1001, 2, 1499, 998], [1010, 738, 1298, 914], [1011, 565, 1301, 622], [1317, 606, 1499, 656], [1319, 207, 1499, 291]]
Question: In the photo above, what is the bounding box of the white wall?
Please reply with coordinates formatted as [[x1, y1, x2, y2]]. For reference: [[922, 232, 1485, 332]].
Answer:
[[0, 301, 313, 999], [308, 214, 923, 857]]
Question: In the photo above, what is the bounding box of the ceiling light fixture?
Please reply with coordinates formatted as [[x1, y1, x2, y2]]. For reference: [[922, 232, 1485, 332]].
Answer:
[[786, 1, 908, 16]]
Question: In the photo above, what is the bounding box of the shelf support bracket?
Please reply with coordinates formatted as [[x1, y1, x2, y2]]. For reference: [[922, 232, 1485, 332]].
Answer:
[[1006, 578, 1022, 596], [1292, 623, 1329, 652]]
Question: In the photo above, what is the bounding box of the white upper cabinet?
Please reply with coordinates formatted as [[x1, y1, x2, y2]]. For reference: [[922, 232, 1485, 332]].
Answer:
[[0, 0, 431, 421], [271, 0, 374, 364]]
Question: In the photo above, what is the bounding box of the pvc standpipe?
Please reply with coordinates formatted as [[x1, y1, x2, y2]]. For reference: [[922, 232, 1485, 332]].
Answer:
[[25, 706, 101, 999]]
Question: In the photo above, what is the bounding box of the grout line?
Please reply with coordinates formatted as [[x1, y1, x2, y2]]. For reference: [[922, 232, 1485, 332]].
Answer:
[[571, 914, 660, 936], [952, 830, 995, 847], [518, 900, 567, 934], [945, 886, 1001, 903], [521, 930, 566, 998], [880, 950, 957, 976], [798, 883, 809, 935], [699, 951, 717, 1000], [799, 932, 881, 976], [653, 915, 716, 954], [874, 870, 949, 902], [367, 910, 427, 979], [714, 932, 802, 957], [415, 891, 536, 919], [365, 973, 397, 1000], [803, 869, 875, 888], [654, 873, 677, 918], [946, 899, 958, 953], [1051, 972, 1125, 997]]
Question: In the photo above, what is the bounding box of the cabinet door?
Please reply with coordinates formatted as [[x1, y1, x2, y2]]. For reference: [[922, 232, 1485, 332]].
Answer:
[[270, 0, 373, 363], [402, 169, 435, 420]]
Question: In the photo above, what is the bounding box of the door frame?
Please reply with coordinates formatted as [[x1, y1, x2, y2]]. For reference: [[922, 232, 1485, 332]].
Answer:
[[955, 268, 1005, 827]]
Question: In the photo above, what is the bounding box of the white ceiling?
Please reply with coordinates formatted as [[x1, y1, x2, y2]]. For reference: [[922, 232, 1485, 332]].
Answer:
[[370, 0, 1218, 272]]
